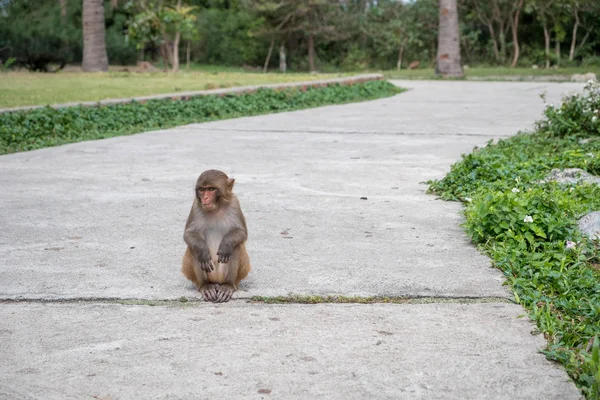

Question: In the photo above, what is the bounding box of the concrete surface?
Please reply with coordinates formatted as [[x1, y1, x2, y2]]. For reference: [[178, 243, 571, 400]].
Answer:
[[0, 303, 579, 400], [0, 80, 586, 398]]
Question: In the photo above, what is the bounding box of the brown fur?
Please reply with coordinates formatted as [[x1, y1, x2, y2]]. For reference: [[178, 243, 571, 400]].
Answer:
[[181, 244, 251, 289]]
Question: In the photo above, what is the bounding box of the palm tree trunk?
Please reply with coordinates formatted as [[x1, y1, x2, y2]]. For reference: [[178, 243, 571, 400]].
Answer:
[[82, 0, 109, 72], [436, 0, 463, 77]]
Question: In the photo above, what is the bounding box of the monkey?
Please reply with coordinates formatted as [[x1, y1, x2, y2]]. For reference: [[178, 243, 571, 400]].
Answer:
[[181, 170, 251, 302]]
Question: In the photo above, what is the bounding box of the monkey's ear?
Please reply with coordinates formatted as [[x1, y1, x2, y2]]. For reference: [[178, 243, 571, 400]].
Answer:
[[227, 178, 235, 190]]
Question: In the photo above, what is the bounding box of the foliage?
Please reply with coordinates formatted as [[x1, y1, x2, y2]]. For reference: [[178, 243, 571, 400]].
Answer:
[[428, 83, 600, 397], [0, 0, 137, 71], [537, 80, 600, 138], [195, 8, 267, 66], [0, 0, 79, 71], [2, 0, 600, 72], [0, 80, 401, 154]]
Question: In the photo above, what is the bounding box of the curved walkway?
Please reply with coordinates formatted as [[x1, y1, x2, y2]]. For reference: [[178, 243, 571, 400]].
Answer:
[[0, 80, 584, 399]]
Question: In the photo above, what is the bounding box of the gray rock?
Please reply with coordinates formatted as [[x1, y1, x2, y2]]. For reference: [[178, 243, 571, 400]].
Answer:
[[579, 211, 600, 240], [571, 72, 597, 82], [544, 168, 600, 185]]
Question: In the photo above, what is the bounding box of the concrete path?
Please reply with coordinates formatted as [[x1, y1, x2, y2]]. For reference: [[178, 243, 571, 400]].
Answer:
[[0, 80, 585, 399]]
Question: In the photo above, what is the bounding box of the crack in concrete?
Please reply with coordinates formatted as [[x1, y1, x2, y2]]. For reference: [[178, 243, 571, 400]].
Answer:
[[180, 127, 513, 138], [0, 295, 513, 306]]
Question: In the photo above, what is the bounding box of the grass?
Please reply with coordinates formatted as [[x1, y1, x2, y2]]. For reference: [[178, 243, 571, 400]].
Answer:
[[0, 68, 346, 108], [427, 81, 600, 398], [383, 66, 600, 80], [0, 80, 402, 154]]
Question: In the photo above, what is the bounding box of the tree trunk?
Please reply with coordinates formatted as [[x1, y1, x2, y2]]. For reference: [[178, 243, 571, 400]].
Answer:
[[82, 0, 109, 72], [436, 0, 463, 77], [170, 0, 182, 73], [59, 0, 67, 22], [575, 28, 593, 59], [263, 38, 275, 73], [509, 0, 524, 68], [172, 32, 181, 72], [160, 44, 170, 71], [569, 11, 579, 61], [543, 22, 550, 68], [499, 25, 506, 63], [307, 33, 316, 72], [555, 36, 560, 64], [397, 41, 405, 70], [110, 0, 118, 9], [186, 41, 191, 69], [279, 43, 287, 73], [486, 23, 500, 62]]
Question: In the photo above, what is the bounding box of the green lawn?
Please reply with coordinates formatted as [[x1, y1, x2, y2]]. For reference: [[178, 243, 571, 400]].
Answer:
[[384, 66, 600, 80], [0, 69, 345, 108]]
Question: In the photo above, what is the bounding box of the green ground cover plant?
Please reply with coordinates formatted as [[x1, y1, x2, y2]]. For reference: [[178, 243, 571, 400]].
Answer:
[[0, 80, 401, 155], [429, 80, 600, 398]]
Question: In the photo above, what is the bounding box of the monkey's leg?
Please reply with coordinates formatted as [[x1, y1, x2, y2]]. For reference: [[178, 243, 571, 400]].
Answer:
[[182, 247, 219, 302], [181, 247, 199, 285], [236, 243, 251, 286], [214, 252, 243, 303]]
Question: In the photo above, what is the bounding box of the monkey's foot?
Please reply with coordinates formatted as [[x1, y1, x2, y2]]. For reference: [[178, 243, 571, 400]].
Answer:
[[199, 283, 219, 302], [215, 284, 235, 303]]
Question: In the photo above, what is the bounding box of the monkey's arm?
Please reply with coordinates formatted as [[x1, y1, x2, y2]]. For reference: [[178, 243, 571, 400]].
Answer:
[[184, 227, 214, 272], [217, 227, 248, 263]]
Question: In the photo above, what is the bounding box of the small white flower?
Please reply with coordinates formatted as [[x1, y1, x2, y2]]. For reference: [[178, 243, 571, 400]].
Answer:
[[523, 215, 533, 223], [464, 197, 472, 202], [512, 188, 520, 193], [570, 187, 574, 192], [566, 240, 576, 249], [593, 116, 598, 123]]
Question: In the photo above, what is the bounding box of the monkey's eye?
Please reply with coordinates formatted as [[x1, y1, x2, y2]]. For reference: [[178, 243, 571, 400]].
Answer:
[[206, 187, 216, 192], [198, 187, 217, 192]]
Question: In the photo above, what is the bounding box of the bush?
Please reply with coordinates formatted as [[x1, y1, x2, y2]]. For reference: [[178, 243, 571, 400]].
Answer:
[[537, 81, 600, 138]]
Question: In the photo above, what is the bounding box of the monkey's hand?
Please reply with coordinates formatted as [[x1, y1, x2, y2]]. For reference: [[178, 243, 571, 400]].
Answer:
[[217, 242, 234, 264], [195, 247, 214, 272]]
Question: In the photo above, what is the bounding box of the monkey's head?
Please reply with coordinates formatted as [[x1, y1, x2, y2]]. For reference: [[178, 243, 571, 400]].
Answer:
[[195, 169, 235, 212]]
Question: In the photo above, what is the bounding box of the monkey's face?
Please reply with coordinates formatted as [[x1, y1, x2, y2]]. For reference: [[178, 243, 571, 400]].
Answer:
[[197, 186, 218, 212]]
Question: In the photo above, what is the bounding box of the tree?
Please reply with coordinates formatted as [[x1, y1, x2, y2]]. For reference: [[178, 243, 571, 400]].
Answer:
[[568, 0, 598, 61], [245, 0, 346, 72], [436, 0, 463, 77], [82, 0, 109, 71], [127, 0, 197, 72], [528, 0, 557, 68], [508, 0, 523, 67], [0, 0, 79, 71]]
